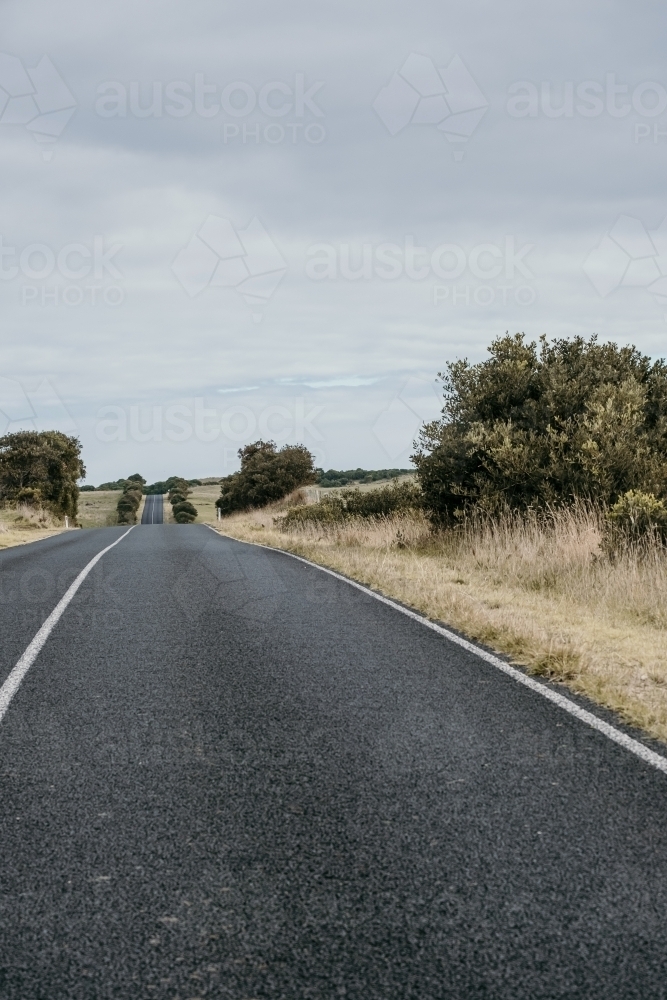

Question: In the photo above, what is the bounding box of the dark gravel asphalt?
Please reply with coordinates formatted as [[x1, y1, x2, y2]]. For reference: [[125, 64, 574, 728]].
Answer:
[[141, 495, 163, 524], [1, 524, 667, 999]]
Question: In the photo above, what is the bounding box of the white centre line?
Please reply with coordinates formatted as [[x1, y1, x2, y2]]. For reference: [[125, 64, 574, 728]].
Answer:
[[0, 526, 135, 725]]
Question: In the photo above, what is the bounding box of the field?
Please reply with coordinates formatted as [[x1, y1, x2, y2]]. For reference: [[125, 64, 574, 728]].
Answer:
[[210, 500, 667, 746], [190, 483, 223, 524], [77, 490, 123, 528]]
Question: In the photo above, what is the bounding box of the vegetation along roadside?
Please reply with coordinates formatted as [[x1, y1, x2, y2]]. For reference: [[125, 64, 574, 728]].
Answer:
[[207, 334, 667, 746]]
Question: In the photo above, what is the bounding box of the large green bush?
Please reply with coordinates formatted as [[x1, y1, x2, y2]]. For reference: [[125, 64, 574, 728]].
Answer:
[[216, 441, 316, 515], [414, 333, 667, 522], [0, 431, 85, 520]]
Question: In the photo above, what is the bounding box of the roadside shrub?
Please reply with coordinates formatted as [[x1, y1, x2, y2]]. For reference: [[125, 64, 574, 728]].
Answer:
[[279, 480, 421, 530], [174, 511, 196, 523], [167, 478, 198, 523], [606, 490, 667, 549], [116, 476, 145, 524], [414, 333, 667, 523], [216, 440, 316, 515], [172, 500, 197, 518]]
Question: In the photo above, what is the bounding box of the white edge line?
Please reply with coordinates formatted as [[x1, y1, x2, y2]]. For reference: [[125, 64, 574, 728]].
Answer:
[[0, 526, 135, 724], [205, 524, 667, 777]]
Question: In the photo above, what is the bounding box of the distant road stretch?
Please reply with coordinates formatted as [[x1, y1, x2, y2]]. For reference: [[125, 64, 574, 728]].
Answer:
[[140, 494, 163, 524], [0, 523, 667, 998]]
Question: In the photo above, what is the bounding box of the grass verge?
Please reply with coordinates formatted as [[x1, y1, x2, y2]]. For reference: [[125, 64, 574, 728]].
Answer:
[[0, 504, 67, 549], [77, 490, 122, 528]]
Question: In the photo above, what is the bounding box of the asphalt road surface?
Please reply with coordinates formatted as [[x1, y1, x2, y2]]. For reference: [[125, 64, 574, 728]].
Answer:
[[141, 494, 163, 524], [1, 525, 667, 999]]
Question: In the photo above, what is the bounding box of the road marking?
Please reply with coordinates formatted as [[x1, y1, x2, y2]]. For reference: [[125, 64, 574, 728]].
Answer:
[[207, 525, 667, 777], [0, 527, 135, 725]]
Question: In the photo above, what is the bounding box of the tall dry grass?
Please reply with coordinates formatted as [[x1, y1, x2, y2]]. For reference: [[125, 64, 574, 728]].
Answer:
[[213, 501, 667, 744], [0, 503, 66, 549]]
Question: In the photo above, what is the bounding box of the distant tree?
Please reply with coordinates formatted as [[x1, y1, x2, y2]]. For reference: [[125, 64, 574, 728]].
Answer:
[[97, 479, 127, 491], [0, 431, 85, 520], [316, 467, 411, 487], [216, 441, 316, 515]]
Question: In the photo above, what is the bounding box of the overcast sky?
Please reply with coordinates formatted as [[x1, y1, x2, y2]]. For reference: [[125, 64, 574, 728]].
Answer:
[[1, 0, 666, 483]]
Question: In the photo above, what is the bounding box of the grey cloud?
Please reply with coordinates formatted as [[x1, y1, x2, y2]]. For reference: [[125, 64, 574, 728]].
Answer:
[[1, 0, 666, 480]]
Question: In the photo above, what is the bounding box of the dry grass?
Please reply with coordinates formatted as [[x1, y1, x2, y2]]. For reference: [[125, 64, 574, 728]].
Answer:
[[77, 489, 122, 528], [190, 483, 222, 524], [0, 503, 67, 549], [210, 501, 667, 745]]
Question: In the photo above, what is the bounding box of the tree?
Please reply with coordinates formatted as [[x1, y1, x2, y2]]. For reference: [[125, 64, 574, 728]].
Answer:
[[413, 333, 667, 522], [216, 441, 317, 515], [0, 431, 85, 520]]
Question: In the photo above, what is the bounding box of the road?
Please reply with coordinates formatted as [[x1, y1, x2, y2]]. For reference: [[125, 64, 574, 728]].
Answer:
[[141, 494, 164, 524], [1, 524, 667, 999]]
